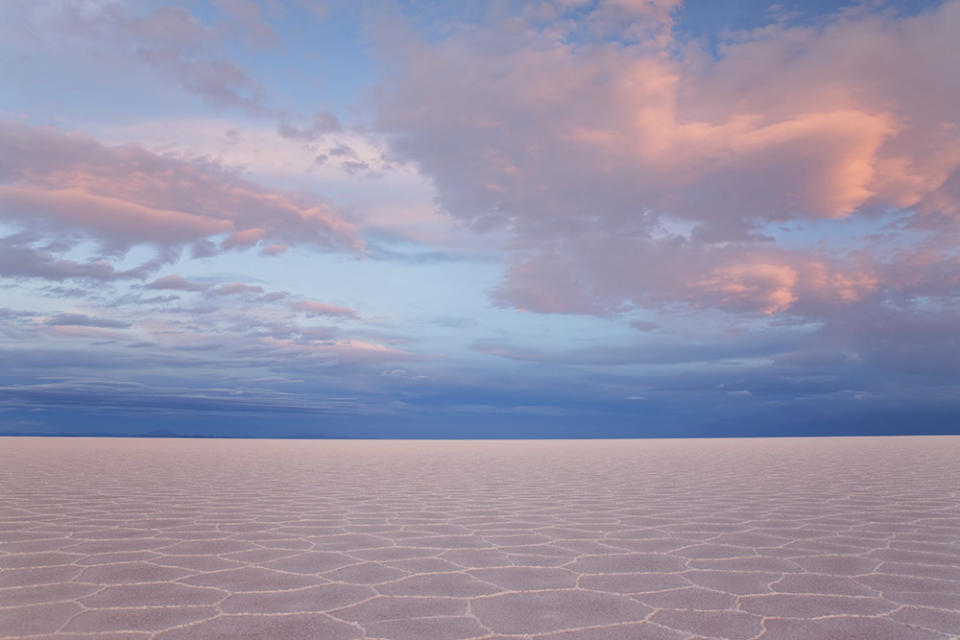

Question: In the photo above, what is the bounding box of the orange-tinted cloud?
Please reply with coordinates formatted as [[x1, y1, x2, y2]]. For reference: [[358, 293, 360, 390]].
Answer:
[[697, 263, 799, 315], [378, 0, 960, 317]]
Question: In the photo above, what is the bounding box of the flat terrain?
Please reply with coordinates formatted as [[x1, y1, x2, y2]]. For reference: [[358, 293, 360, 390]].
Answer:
[[1, 436, 958, 640]]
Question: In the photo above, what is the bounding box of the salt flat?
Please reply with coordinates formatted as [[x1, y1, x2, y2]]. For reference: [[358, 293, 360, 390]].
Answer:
[[0, 436, 958, 640]]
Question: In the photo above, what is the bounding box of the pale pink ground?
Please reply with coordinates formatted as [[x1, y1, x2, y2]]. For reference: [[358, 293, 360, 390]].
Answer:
[[1, 436, 959, 639]]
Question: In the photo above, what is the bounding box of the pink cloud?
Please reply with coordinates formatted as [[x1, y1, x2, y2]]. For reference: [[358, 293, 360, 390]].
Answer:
[[696, 257, 881, 315], [214, 282, 265, 296], [145, 274, 208, 292], [221, 227, 268, 250], [260, 243, 289, 256], [377, 28, 912, 237], [493, 232, 898, 317], [292, 300, 360, 319], [697, 263, 799, 315], [260, 337, 411, 363], [0, 185, 233, 243], [0, 122, 360, 258], [377, 1, 960, 318]]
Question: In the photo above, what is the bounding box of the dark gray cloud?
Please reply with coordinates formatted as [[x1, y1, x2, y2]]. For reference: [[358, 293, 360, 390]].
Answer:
[[0, 378, 370, 414], [45, 313, 131, 329]]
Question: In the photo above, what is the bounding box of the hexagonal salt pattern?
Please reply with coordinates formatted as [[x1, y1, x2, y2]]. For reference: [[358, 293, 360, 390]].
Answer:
[[1, 436, 958, 639]]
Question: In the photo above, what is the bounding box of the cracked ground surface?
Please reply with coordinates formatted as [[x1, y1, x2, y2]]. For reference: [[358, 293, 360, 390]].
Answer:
[[1, 436, 959, 640]]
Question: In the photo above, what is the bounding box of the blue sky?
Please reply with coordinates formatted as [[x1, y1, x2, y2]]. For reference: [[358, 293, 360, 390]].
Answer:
[[1, 0, 959, 437]]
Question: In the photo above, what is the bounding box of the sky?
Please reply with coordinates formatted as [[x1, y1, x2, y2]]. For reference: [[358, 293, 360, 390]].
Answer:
[[1, 0, 958, 438]]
